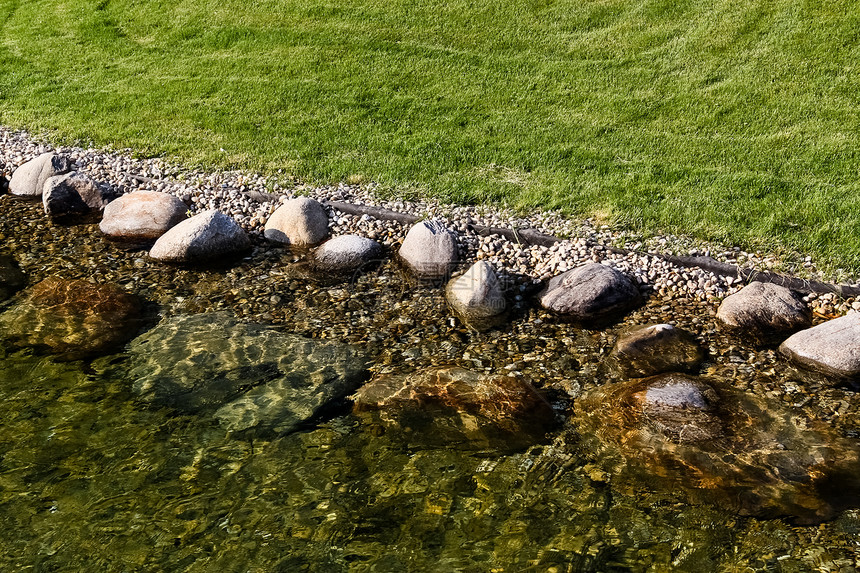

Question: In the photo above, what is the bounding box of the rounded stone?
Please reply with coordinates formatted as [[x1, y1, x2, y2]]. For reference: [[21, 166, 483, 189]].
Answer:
[[264, 196, 330, 246], [539, 262, 641, 323], [149, 209, 251, 263], [717, 282, 811, 341], [609, 323, 705, 378], [398, 220, 459, 280], [311, 234, 383, 273], [100, 191, 188, 241], [779, 313, 860, 379], [8, 153, 72, 197], [446, 261, 506, 320]]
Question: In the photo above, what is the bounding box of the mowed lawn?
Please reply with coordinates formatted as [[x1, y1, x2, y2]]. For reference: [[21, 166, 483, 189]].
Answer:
[[0, 0, 858, 270]]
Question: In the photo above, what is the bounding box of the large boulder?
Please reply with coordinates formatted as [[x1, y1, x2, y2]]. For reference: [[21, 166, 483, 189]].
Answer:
[[539, 263, 641, 324], [353, 367, 555, 451], [608, 323, 705, 378], [0, 255, 26, 301], [445, 261, 506, 328], [8, 153, 72, 197], [264, 196, 330, 246], [779, 314, 860, 379], [575, 373, 860, 524], [122, 313, 370, 433], [100, 191, 188, 241], [717, 282, 810, 342], [0, 277, 142, 357], [42, 172, 116, 218], [310, 234, 383, 274], [398, 220, 459, 280], [149, 210, 250, 263]]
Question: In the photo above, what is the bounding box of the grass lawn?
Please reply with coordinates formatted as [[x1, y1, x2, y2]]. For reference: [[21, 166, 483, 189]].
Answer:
[[0, 0, 858, 272]]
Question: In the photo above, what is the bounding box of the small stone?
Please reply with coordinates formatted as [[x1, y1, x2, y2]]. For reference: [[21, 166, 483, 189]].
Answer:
[[149, 210, 251, 263], [264, 196, 329, 245], [8, 153, 72, 197], [398, 220, 459, 279]]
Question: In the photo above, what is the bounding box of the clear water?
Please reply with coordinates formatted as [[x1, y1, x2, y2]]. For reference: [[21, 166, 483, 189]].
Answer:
[[0, 199, 859, 572]]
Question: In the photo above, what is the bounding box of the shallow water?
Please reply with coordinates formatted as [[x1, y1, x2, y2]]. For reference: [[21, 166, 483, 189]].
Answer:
[[1, 198, 859, 571]]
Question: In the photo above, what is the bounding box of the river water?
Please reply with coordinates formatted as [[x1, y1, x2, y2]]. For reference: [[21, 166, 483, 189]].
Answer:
[[1, 196, 859, 572]]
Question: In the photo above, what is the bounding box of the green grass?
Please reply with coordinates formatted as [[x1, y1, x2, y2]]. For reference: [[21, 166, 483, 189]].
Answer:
[[1, 0, 859, 271]]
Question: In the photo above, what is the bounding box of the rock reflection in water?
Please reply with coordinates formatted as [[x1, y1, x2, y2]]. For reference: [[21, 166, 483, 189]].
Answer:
[[575, 373, 860, 524]]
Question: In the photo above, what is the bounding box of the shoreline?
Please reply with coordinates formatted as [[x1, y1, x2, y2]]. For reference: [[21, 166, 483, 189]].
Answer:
[[1, 125, 856, 317]]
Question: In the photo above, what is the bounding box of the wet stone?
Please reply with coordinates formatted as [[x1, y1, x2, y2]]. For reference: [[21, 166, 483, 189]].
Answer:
[[42, 172, 115, 218], [445, 261, 507, 330], [0, 254, 26, 301], [779, 314, 860, 380], [717, 282, 811, 343], [149, 209, 251, 263], [353, 367, 556, 451], [608, 323, 705, 378], [575, 373, 860, 523], [540, 263, 641, 325], [0, 175, 7, 194], [123, 312, 370, 433], [0, 276, 142, 357], [310, 234, 383, 274]]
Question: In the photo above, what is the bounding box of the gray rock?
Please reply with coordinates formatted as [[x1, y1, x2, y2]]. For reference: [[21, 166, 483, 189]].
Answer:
[[779, 314, 860, 379], [311, 234, 383, 273], [446, 261, 506, 323], [42, 172, 115, 218], [0, 255, 26, 301], [124, 313, 369, 433], [8, 153, 72, 197], [398, 220, 459, 279], [100, 191, 188, 241], [609, 323, 704, 378], [635, 375, 722, 444], [264, 196, 330, 246], [539, 263, 641, 323], [717, 282, 810, 341], [149, 210, 250, 263]]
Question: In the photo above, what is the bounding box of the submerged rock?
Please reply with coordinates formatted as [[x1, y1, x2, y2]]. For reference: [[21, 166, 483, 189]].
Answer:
[[149, 210, 251, 263], [717, 282, 810, 343], [445, 261, 506, 328], [310, 234, 383, 274], [575, 373, 860, 523], [779, 314, 860, 380], [398, 220, 459, 280], [353, 367, 555, 451], [608, 323, 704, 378], [124, 313, 370, 433], [100, 190, 187, 241], [0, 255, 26, 301], [8, 153, 72, 197], [540, 263, 641, 324], [264, 196, 330, 246], [0, 277, 142, 357]]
